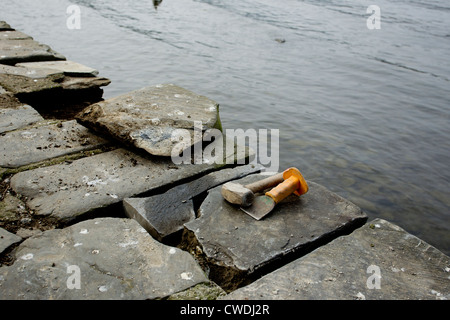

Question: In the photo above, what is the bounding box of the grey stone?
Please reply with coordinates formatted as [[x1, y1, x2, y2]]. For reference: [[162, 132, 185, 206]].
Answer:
[[0, 22, 14, 31], [223, 219, 450, 300], [76, 84, 222, 157], [0, 120, 108, 168], [0, 72, 64, 96], [0, 64, 64, 79], [0, 227, 22, 255], [0, 104, 44, 134], [182, 174, 367, 290], [0, 39, 66, 65], [16, 61, 99, 77], [10, 146, 247, 223], [124, 164, 263, 241], [60, 76, 111, 90], [0, 31, 33, 41], [0, 218, 209, 300]]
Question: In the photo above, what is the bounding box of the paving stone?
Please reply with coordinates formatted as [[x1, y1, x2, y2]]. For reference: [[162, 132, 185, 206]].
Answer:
[[16, 61, 99, 77], [0, 72, 64, 96], [0, 39, 66, 65], [9, 143, 249, 223], [0, 227, 22, 255], [60, 76, 111, 90], [223, 219, 450, 300], [0, 218, 209, 299], [0, 120, 108, 168], [124, 164, 263, 241], [76, 84, 222, 157], [0, 31, 33, 41], [0, 64, 63, 79], [0, 21, 14, 31], [0, 104, 44, 134], [182, 173, 368, 291]]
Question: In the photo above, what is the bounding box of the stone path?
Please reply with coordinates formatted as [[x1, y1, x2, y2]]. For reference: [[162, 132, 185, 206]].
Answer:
[[223, 219, 450, 300], [1, 22, 448, 301]]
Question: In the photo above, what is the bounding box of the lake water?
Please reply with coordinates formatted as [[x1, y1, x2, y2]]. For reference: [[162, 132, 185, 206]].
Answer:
[[2, 0, 449, 255]]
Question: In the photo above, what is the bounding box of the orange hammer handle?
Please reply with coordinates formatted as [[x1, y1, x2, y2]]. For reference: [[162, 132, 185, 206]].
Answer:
[[265, 175, 300, 204]]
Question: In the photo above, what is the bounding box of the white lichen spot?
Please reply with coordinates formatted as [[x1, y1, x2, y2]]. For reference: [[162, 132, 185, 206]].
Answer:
[[374, 224, 381, 228], [109, 194, 118, 199], [91, 249, 100, 254], [355, 292, 366, 300], [80, 229, 89, 234], [74, 243, 83, 247], [98, 285, 108, 292], [169, 248, 177, 255], [180, 272, 193, 280], [85, 193, 90, 197], [118, 240, 139, 248], [20, 253, 34, 261], [444, 267, 450, 272], [150, 118, 161, 125]]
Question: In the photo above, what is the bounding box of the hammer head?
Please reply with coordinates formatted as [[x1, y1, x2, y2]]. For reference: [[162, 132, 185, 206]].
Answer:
[[221, 182, 255, 207]]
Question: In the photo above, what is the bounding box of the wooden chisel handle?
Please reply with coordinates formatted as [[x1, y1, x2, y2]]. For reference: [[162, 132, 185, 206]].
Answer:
[[244, 172, 284, 194]]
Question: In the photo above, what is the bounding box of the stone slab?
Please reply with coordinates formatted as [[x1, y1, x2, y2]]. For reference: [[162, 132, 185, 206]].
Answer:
[[10, 146, 245, 223], [223, 219, 450, 300], [0, 31, 33, 41], [0, 39, 66, 65], [0, 64, 64, 79], [16, 61, 99, 77], [182, 174, 367, 290], [0, 218, 209, 299], [0, 21, 14, 31], [124, 164, 263, 241], [0, 72, 64, 96], [0, 120, 108, 168], [76, 84, 222, 157], [0, 104, 44, 134], [0, 227, 22, 255], [60, 76, 111, 90]]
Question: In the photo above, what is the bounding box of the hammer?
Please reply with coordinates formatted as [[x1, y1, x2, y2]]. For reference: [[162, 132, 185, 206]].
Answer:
[[221, 172, 284, 207]]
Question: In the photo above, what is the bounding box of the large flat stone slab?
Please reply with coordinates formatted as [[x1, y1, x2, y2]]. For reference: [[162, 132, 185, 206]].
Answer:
[[0, 31, 33, 41], [76, 84, 222, 157], [16, 61, 99, 77], [0, 39, 66, 65], [182, 173, 368, 291], [0, 104, 44, 134], [9, 145, 246, 223], [0, 120, 108, 168], [0, 21, 14, 31], [124, 164, 263, 241], [223, 219, 450, 300], [0, 218, 209, 299], [0, 64, 64, 79], [0, 227, 22, 255]]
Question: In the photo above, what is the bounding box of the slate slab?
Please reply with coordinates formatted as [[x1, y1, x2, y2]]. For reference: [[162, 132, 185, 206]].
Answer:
[[0, 104, 44, 134], [223, 219, 450, 300], [76, 84, 222, 157], [16, 61, 99, 77], [0, 39, 66, 65], [0, 31, 33, 41], [0, 64, 63, 79], [0, 120, 108, 168], [182, 174, 368, 291], [0, 227, 22, 255], [10, 144, 248, 223], [0, 218, 209, 299], [124, 164, 263, 241], [0, 21, 14, 31]]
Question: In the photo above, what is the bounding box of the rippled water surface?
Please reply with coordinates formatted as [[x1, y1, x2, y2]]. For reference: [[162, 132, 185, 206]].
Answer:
[[2, 0, 449, 254]]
